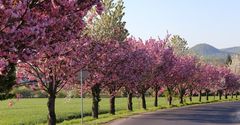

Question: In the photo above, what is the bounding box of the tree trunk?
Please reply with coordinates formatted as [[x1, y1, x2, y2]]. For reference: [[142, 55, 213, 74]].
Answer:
[[0, 63, 16, 101], [189, 89, 193, 102], [154, 88, 158, 107], [169, 96, 172, 105], [225, 91, 228, 99], [110, 95, 115, 115], [167, 87, 172, 106], [141, 93, 146, 110], [47, 92, 56, 125], [179, 96, 183, 104], [231, 92, 234, 99], [218, 90, 222, 100], [92, 84, 101, 118], [127, 92, 133, 111], [199, 90, 202, 102], [179, 88, 185, 104], [236, 92, 238, 98], [213, 91, 216, 100], [205, 89, 209, 101]]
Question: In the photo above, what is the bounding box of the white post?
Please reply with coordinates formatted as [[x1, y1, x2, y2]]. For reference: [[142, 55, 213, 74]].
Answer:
[[80, 69, 83, 125]]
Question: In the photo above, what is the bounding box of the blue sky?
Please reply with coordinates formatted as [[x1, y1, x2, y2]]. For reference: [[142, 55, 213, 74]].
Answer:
[[123, 0, 240, 48]]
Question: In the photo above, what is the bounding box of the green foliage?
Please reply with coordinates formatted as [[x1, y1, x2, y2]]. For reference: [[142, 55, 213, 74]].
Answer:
[[85, 0, 129, 42], [57, 92, 68, 98], [11, 87, 48, 98], [170, 35, 189, 55], [230, 54, 240, 75], [12, 87, 33, 98], [226, 54, 232, 66], [11, 87, 83, 98], [0, 63, 16, 100]]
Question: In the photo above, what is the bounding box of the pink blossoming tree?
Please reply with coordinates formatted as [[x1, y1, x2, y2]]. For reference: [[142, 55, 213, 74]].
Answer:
[[1, 1, 103, 125]]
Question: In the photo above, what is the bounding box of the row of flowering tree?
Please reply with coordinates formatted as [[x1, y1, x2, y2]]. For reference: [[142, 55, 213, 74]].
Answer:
[[10, 34, 240, 122], [82, 36, 240, 118]]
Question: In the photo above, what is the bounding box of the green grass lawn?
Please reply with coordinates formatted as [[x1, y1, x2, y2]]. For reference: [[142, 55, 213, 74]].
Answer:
[[0, 96, 238, 125]]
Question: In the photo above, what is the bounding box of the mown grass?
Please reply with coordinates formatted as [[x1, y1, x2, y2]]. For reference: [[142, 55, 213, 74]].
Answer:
[[0, 96, 238, 125]]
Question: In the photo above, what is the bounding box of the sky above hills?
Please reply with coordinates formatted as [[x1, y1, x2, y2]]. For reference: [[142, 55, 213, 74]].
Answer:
[[123, 0, 240, 49]]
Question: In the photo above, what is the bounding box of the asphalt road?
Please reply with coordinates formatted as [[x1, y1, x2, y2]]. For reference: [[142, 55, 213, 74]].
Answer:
[[109, 101, 240, 125]]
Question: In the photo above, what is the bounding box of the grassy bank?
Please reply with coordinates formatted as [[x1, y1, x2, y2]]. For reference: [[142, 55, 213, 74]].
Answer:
[[0, 96, 238, 125]]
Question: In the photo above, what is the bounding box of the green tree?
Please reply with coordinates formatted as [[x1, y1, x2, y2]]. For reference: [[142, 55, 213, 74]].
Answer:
[[85, 0, 129, 43], [226, 54, 232, 66], [230, 54, 240, 75], [0, 63, 16, 100], [170, 35, 189, 55], [224, 54, 233, 99]]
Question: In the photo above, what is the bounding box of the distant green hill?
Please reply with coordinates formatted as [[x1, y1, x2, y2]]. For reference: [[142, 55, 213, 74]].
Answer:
[[221, 47, 240, 54], [190, 43, 240, 59], [190, 43, 228, 59]]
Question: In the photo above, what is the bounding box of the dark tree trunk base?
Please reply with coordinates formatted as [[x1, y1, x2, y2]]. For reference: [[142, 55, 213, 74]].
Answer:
[[127, 92, 133, 111], [168, 96, 172, 105], [47, 94, 56, 125], [167, 87, 172, 106], [169, 96, 172, 106], [154, 89, 158, 107], [189, 90, 193, 102], [179, 88, 185, 104], [206, 90, 209, 101], [189, 96, 192, 102], [179, 96, 183, 104], [110, 95, 115, 115], [225, 93, 228, 99], [141, 93, 146, 110], [92, 85, 101, 119], [199, 90, 202, 102]]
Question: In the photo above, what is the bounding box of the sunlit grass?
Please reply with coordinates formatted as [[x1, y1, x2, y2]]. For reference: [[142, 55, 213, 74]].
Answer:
[[0, 96, 238, 125]]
